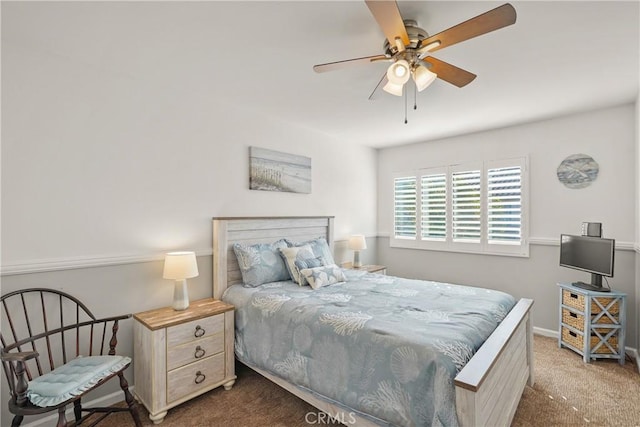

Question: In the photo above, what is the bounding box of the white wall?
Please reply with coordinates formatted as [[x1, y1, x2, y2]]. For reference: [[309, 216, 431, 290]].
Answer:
[[377, 104, 638, 347], [1, 67, 377, 268], [0, 4, 377, 425]]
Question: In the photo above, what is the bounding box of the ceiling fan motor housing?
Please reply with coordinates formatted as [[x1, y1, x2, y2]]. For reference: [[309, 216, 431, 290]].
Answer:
[[383, 20, 430, 72], [383, 20, 428, 55]]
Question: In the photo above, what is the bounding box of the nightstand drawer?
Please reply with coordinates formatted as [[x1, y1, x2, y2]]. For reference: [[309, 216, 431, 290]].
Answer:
[[167, 333, 224, 371], [167, 314, 224, 347], [167, 352, 225, 403]]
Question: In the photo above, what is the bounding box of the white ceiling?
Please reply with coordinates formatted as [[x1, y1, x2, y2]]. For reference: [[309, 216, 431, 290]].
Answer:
[[4, 1, 639, 148]]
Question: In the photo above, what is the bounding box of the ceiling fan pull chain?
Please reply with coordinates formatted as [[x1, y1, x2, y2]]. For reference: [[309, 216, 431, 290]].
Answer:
[[404, 86, 408, 124], [414, 82, 418, 110]]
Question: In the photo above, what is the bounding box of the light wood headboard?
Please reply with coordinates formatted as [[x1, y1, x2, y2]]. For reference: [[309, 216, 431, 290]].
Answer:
[[212, 216, 334, 299]]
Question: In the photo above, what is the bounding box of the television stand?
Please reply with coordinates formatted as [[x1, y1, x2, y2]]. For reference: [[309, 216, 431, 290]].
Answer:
[[558, 283, 626, 364], [571, 281, 610, 292]]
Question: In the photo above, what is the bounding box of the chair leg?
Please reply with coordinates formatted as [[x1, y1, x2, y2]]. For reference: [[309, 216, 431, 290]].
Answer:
[[73, 399, 82, 422], [118, 372, 142, 427], [56, 407, 67, 427], [10, 415, 23, 427]]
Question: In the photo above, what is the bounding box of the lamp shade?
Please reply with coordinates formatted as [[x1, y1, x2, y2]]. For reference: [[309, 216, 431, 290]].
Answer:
[[163, 252, 199, 280], [383, 81, 404, 96], [386, 60, 411, 85], [348, 235, 367, 251], [413, 65, 437, 92]]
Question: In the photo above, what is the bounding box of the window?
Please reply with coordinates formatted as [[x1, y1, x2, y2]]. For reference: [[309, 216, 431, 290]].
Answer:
[[394, 176, 417, 239], [391, 158, 528, 256], [421, 173, 446, 241]]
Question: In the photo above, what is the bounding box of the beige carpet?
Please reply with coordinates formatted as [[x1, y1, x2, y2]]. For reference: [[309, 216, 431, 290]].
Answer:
[[98, 335, 639, 426]]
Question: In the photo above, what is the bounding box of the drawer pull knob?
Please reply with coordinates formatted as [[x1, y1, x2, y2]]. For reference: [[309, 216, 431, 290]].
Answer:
[[194, 325, 205, 338], [194, 346, 206, 359], [570, 313, 578, 318], [195, 371, 206, 384], [570, 293, 578, 299]]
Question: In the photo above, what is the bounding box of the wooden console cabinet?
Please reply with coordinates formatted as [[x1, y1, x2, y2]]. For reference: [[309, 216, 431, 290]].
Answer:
[[558, 283, 626, 364], [133, 298, 235, 424]]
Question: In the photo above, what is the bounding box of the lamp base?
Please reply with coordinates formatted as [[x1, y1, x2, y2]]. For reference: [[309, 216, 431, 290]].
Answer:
[[173, 280, 189, 311], [353, 251, 362, 268]]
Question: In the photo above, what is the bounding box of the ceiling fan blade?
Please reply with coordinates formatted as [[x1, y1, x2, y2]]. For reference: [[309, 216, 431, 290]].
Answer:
[[368, 73, 388, 100], [422, 57, 476, 88], [313, 55, 390, 73], [417, 3, 516, 55], [365, 0, 410, 48]]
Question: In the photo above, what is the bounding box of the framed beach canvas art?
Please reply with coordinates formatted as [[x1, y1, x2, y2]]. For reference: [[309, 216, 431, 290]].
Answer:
[[249, 147, 311, 194]]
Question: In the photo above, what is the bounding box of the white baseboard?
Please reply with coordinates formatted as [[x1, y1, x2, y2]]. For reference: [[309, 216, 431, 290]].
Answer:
[[533, 327, 639, 368], [533, 326, 558, 338], [22, 387, 136, 427]]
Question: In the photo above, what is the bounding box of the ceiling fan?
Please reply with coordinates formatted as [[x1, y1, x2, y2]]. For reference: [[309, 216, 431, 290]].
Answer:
[[313, 1, 517, 99]]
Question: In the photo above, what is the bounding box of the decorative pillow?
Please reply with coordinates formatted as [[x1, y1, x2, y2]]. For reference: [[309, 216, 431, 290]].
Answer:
[[294, 256, 326, 271], [233, 239, 290, 287], [300, 264, 347, 290], [287, 237, 336, 265], [279, 244, 317, 285]]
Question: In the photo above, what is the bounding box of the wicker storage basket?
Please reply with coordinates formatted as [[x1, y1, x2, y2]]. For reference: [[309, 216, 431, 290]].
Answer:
[[591, 296, 620, 315], [562, 308, 584, 331], [562, 290, 620, 315], [562, 290, 585, 311], [561, 327, 618, 354]]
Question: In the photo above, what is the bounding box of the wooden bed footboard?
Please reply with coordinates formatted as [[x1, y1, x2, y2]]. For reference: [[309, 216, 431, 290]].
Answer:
[[455, 298, 535, 426], [212, 217, 534, 426]]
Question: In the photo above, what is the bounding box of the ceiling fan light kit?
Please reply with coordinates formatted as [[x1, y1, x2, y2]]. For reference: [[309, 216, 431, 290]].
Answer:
[[313, 1, 517, 119]]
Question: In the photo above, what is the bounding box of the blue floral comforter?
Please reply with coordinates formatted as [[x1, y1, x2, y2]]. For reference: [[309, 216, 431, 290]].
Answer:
[[222, 269, 516, 426]]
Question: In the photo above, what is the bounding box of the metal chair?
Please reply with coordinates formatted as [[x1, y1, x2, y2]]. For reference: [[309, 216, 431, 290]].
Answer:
[[1, 288, 142, 427]]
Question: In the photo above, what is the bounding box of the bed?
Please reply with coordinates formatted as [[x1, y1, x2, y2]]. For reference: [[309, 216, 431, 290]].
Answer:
[[212, 216, 534, 426]]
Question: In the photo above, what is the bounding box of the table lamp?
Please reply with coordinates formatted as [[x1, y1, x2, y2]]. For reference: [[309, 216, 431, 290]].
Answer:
[[163, 251, 199, 310], [348, 235, 367, 268]]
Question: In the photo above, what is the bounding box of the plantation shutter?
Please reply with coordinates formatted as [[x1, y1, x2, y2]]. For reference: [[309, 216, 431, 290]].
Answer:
[[394, 176, 417, 239], [421, 173, 446, 240], [452, 170, 481, 242], [487, 165, 522, 244]]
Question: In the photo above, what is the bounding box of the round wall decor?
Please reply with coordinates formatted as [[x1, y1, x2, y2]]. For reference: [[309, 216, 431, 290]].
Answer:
[[556, 154, 599, 189]]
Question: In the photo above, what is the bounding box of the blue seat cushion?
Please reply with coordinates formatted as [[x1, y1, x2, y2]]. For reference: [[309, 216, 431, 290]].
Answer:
[[27, 355, 131, 407]]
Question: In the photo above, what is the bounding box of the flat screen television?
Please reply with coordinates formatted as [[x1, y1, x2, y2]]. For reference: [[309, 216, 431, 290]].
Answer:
[[559, 234, 615, 292]]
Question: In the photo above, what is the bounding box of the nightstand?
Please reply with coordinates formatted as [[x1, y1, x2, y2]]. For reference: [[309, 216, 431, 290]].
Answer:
[[558, 283, 626, 364], [133, 298, 235, 424], [344, 263, 387, 275]]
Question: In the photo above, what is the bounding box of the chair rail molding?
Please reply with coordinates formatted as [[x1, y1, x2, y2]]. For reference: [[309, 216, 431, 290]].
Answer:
[[2, 235, 633, 276], [1, 249, 213, 276]]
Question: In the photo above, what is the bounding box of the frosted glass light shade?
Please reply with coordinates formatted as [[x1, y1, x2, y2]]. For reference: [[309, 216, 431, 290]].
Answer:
[[386, 60, 411, 85], [413, 65, 437, 92], [348, 235, 367, 251], [163, 252, 199, 280], [383, 81, 404, 96]]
